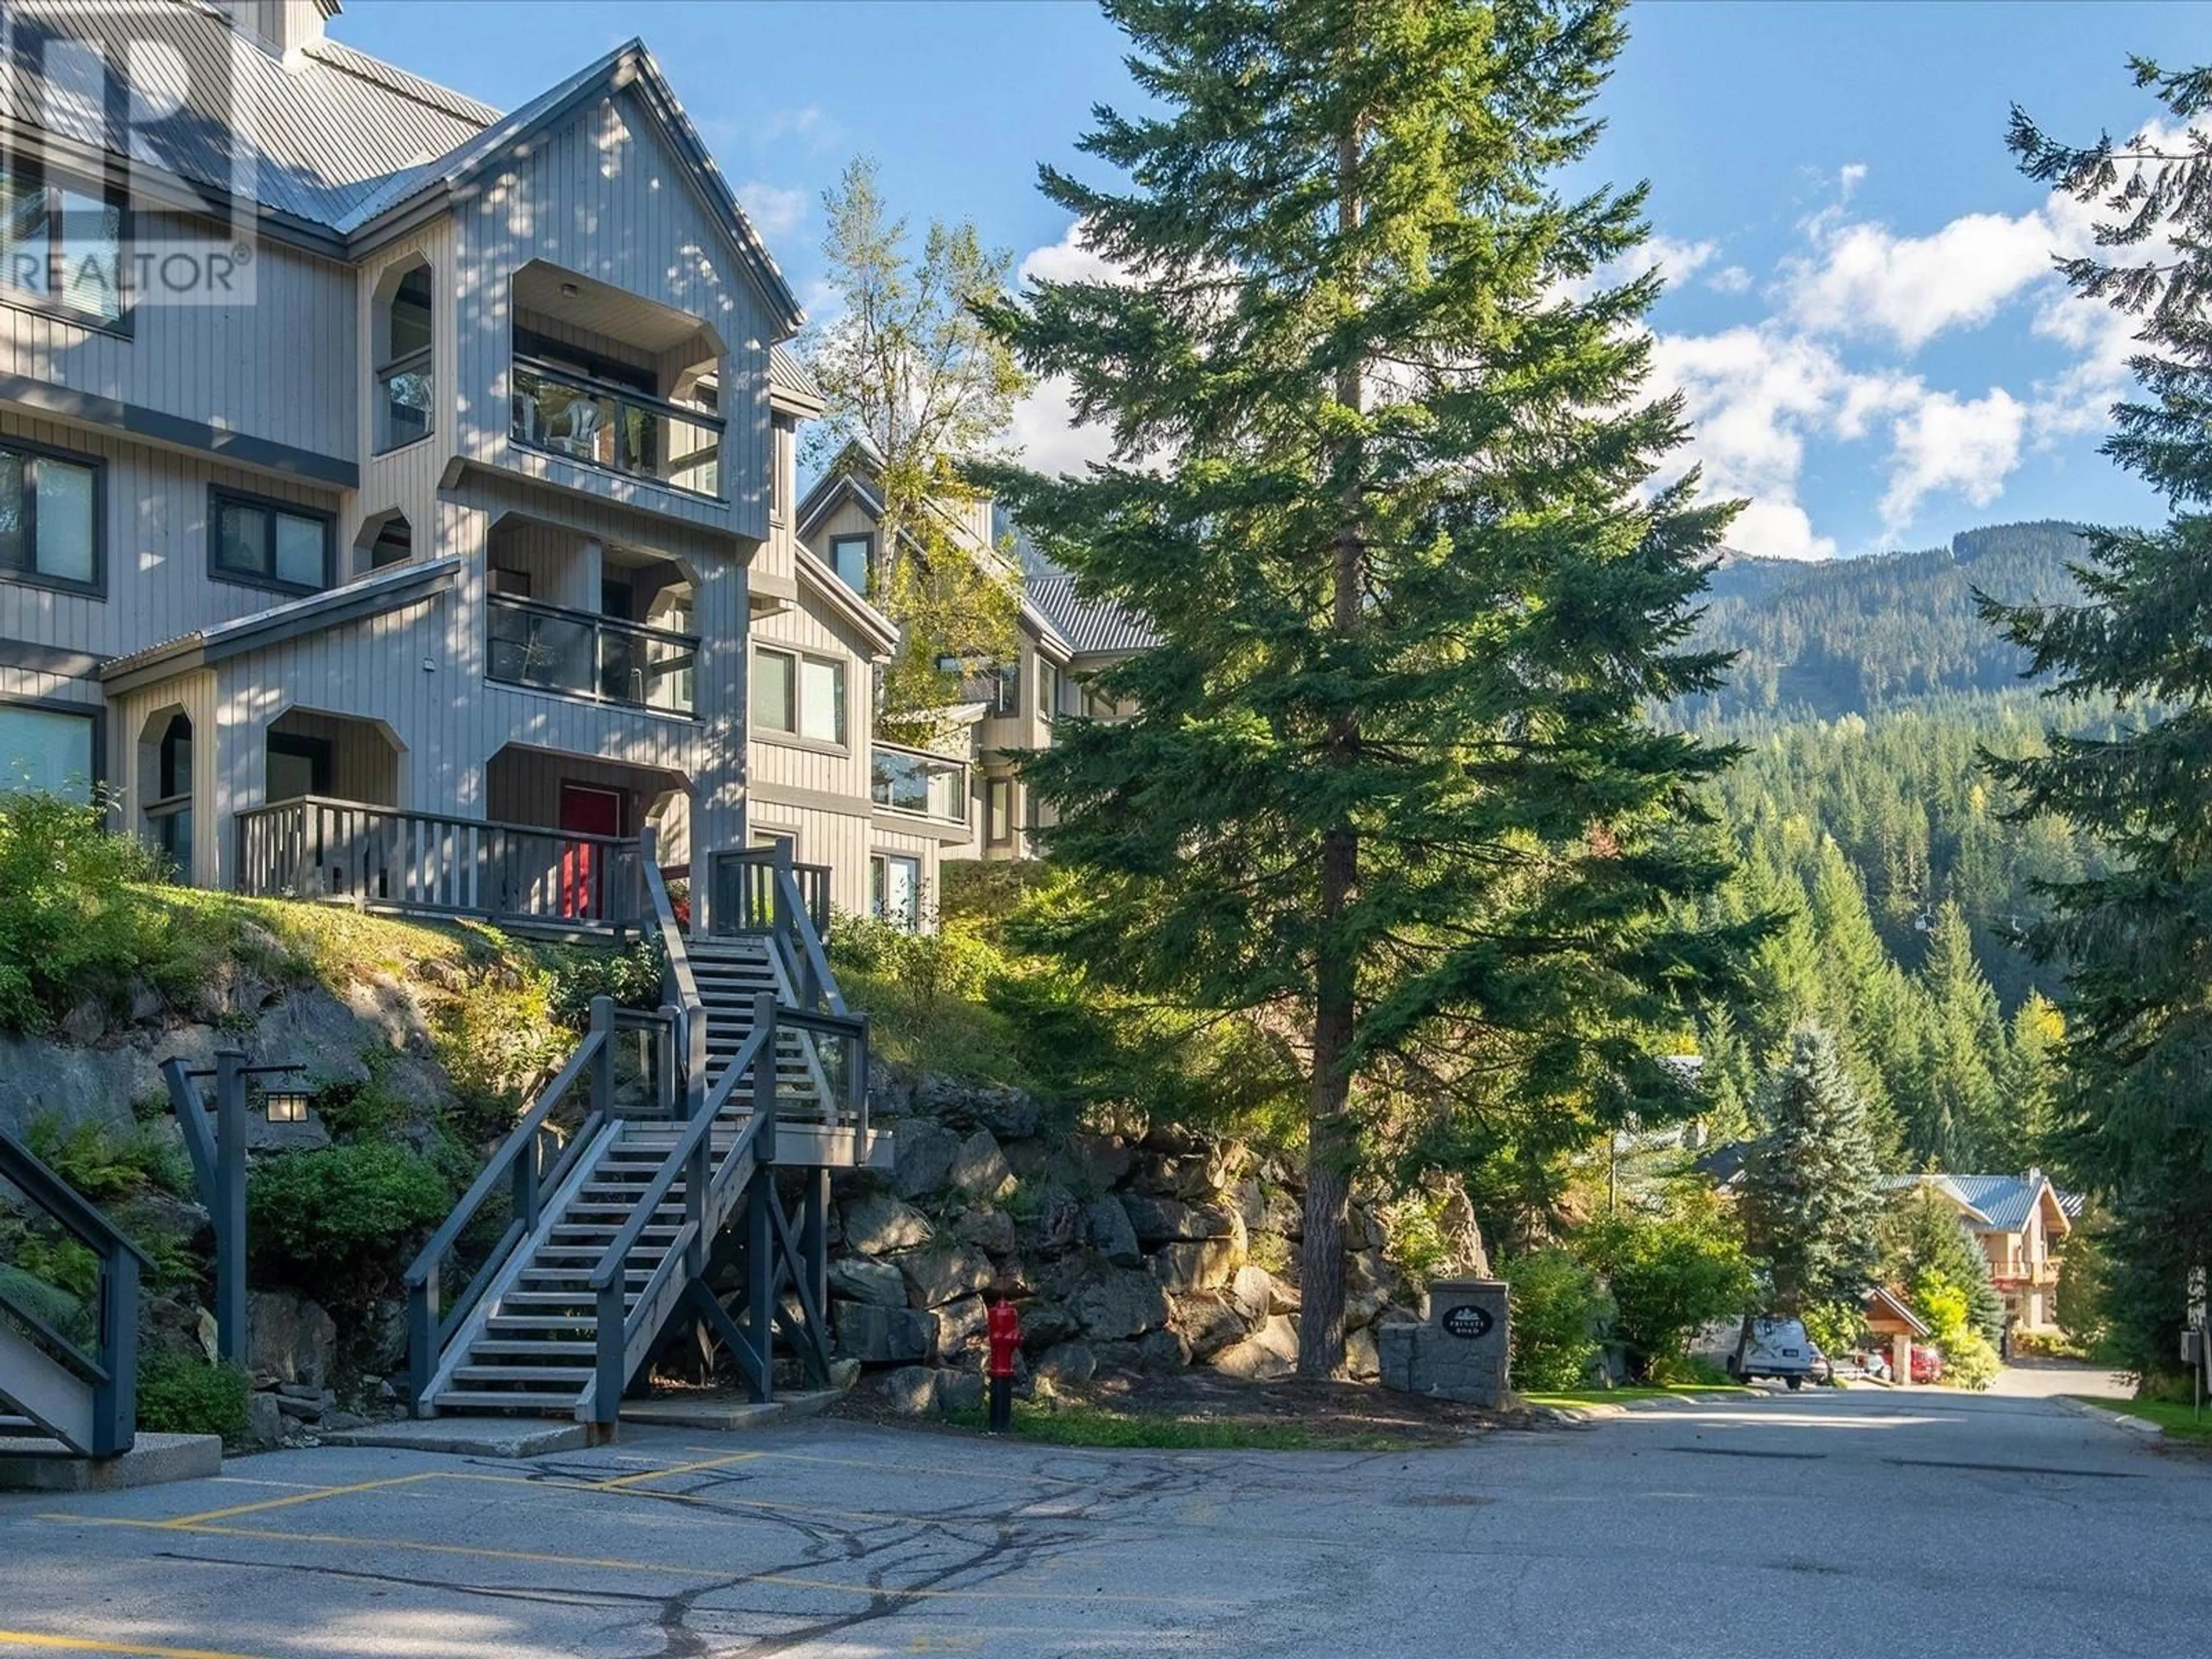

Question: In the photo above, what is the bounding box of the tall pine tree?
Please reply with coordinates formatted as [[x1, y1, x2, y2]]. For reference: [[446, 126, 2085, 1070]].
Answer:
[[1740, 1025, 1886, 1316], [980, 0, 1758, 1374], [1983, 59, 2212, 1376]]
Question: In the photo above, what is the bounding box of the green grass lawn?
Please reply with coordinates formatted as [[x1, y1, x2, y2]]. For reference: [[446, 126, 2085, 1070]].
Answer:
[[1518, 1385, 1758, 1408], [2069, 1395, 2212, 1445]]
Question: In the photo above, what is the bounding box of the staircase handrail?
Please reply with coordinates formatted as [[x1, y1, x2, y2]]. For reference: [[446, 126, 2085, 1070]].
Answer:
[[778, 1006, 872, 1138], [0, 1124, 148, 1456], [588, 1021, 771, 1296], [638, 827, 699, 1017], [775, 865, 849, 1019], [402, 995, 620, 1406]]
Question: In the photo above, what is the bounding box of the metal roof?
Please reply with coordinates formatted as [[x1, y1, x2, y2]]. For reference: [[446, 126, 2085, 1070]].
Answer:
[[1027, 574, 1158, 658], [2, 2, 493, 230], [768, 343, 825, 410], [3, 6, 803, 327], [1881, 1172, 2075, 1236]]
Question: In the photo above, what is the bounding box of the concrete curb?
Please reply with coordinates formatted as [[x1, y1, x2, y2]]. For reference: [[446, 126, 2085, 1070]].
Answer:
[[2058, 1396, 2165, 1438], [1526, 1391, 1751, 1425]]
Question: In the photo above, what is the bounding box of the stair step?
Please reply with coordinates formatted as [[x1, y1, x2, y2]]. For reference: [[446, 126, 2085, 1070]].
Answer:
[[471, 1339, 598, 1357], [503, 1291, 639, 1310], [486, 1315, 600, 1332], [452, 1365, 594, 1383], [431, 1389, 584, 1410]]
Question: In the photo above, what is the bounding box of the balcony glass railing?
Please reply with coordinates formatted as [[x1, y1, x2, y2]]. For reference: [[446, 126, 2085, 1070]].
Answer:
[[870, 744, 969, 824], [510, 357, 723, 498], [487, 592, 699, 715]]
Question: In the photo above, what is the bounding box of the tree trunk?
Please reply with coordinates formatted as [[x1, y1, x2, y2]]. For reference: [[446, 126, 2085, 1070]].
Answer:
[[1297, 95, 1366, 1382]]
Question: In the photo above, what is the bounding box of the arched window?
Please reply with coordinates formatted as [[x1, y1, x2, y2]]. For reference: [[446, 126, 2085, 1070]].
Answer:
[[139, 708, 192, 877], [375, 260, 433, 452], [354, 511, 412, 575]]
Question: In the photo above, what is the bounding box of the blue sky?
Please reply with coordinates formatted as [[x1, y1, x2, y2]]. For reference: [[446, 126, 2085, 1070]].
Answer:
[[344, 0, 2202, 561]]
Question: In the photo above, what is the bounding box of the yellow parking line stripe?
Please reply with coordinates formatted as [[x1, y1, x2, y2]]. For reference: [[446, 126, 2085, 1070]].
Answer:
[[43, 1516, 1232, 1607], [156, 1472, 445, 1527], [0, 1631, 271, 1659], [589, 1450, 760, 1488]]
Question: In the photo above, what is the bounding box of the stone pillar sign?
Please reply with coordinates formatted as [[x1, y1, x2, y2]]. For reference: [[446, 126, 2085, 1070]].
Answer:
[[1376, 1278, 1510, 1406]]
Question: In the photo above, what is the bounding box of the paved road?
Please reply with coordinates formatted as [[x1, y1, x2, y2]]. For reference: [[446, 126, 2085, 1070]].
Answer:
[[4, 1381, 2206, 1658]]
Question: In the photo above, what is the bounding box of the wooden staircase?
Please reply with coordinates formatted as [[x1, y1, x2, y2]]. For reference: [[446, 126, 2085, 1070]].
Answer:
[[403, 844, 873, 1427]]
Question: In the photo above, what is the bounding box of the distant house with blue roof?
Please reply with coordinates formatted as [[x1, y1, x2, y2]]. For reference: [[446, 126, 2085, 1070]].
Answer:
[[1882, 1170, 2076, 1332]]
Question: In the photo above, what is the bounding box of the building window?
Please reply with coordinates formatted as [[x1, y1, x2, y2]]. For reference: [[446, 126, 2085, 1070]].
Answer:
[[376, 259, 434, 452], [0, 702, 96, 801], [828, 533, 870, 596], [210, 489, 332, 594], [0, 438, 101, 594], [1037, 660, 1062, 723], [753, 647, 795, 733], [870, 853, 921, 931], [752, 647, 847, 745], [986, 778, 1013, 846], [0, 161, 125, 327]]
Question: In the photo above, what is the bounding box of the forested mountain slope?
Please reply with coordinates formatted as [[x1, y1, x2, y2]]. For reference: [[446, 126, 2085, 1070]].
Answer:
[[1679, 521, 2089, 727]]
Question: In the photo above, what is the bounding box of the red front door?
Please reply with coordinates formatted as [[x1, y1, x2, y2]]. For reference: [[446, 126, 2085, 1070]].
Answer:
[[558, 783, 624, 918]]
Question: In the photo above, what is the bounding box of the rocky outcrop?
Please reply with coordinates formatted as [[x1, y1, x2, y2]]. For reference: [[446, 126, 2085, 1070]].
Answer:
[[824, 1078, 1468, 1408]]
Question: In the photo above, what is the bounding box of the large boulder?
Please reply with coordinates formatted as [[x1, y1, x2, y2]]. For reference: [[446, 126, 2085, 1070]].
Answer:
[[948, 1131, 1016, 1201], [1034, 1340, 1097, 1388], [1067, 1131, 1135, 1190], [1346, 1249, 1396, 1327], [1213, 1313, 1300, 1380], [870, 1365, 938, 1416], [1431, 1180, 1491, 1278], [834, 1302, 937, 1364], [1346, 1325, 1381, 1381], [935, 1294, 991, 1364], [1019, 1300, 1080, 1351], [1228, 1266, 1275, 1322], [1134, 1328, 1190, 1370], [1152, 1238, 1242, 1294], [896, 1243, 996, 1309], [829, 1256, 908, 1308], [934, 1367, 985, 1416], [1171, 1290, 1251, 1362], [842, 1192, 933, 1255], [1069, 1268, 1172, 1342], [952, 1206, 1016, 1258], [914, 1075, 1042, 1141], [247, 1290, 337, 1390], [891, 1120, 962, 1200], [1119, 1194, 1213, 1244], [1259, 1184, 1304, 1239], [1230, 1177, 1267, 1233], [1014, 1182, 1083, 1258], [1082, 1196, 1142, 1266]]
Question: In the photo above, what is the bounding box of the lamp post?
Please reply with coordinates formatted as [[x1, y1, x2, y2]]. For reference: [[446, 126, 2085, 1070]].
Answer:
[[160, 1052, 312, 1367]]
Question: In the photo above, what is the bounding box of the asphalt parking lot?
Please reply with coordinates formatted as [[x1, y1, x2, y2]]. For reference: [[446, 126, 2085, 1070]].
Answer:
[[4, 1384, 2209, 1658]]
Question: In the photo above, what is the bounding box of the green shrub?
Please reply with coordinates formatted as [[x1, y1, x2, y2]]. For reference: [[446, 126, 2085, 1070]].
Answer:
[[1576, 1192, 1756, 1378], [1502, 1247, 1614, 1391], [137, 1353, 251, 1441], [1914, 1269, 2002, 1391], [25, 1112, 190, 1202], [0, 1262, 94, 1345], [0, 791, 160, 1032], [247, 1143, 451, 1306]]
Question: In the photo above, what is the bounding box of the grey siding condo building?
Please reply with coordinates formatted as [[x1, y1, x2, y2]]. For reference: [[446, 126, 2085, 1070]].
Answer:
[[0, 0, 917, 930]]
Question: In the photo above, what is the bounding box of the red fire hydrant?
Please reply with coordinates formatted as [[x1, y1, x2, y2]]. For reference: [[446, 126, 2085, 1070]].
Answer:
[[986, 1296, 1020, 1434]]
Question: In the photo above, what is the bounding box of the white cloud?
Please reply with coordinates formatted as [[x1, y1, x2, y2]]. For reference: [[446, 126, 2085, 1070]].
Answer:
[[1018, 221, 1128, 287], [1707, 264, 1753, 295], [734, 181, 808, 240], [1007, 374, 1119, 478], [1779, 204, 2067, 351], [1839, 162, 1869, 201], [1878, 388, 2027, 529], [756, 105, 840, 151]]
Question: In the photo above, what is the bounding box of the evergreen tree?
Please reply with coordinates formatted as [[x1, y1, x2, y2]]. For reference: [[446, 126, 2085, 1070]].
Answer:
[[1740, 1027, 1886, 1315], [1982, 60, 2212, 1377], [1878, 1187, 2005, 1343], [980, 0, 1759, 1374], [1912, 899, 2006, 1167]]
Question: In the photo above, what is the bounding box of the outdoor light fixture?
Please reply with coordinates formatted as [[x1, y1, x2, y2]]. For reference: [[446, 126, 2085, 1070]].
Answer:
[[260, 1086, 312, 1124]]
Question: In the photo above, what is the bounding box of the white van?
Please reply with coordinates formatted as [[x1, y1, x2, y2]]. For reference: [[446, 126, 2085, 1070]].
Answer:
[[1726, 1317, 1825, 1389]]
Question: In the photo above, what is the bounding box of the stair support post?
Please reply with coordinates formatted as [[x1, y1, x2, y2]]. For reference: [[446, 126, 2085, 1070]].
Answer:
[[801, 1168, 829, 1342], [654, 1003, 679, 1116], [747, 992, 779, 1402], [407, 1265, 438, 1416], [594, 1281, 625, 1427], [213, 1048, 249, 1368], [588, 995, 615, 1118], [683, 1006, 710, 1282], [92, 1244, 139, 1457]]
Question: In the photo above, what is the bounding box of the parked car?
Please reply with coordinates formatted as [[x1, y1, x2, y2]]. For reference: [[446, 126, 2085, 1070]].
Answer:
[[1911, 1344, 1945, 1385], [1727, 1317, 1825, 1389]]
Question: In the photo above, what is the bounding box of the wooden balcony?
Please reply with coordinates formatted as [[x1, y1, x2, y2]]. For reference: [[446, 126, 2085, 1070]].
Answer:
[[234, 795, 645, 933]]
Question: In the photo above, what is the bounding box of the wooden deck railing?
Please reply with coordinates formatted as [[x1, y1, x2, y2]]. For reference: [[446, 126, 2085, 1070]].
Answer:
[[234, 795, 644, 931]]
